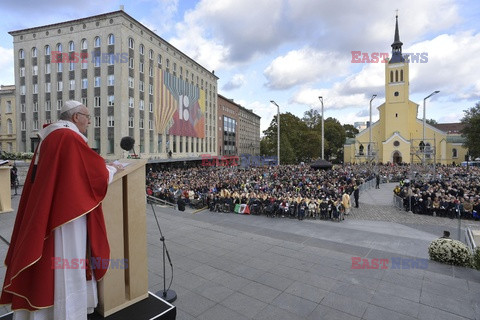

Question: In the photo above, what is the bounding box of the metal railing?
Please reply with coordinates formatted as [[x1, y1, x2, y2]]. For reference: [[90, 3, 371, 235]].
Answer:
[[147, 195, 176, 208], [393, 194, 404, 211]]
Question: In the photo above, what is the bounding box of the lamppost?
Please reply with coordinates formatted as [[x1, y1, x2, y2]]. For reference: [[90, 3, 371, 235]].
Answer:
[[422, 91, 440, 165], [319, 96, 324, 160], [369, 94, 377, 161], [270, 100, 280, 166]]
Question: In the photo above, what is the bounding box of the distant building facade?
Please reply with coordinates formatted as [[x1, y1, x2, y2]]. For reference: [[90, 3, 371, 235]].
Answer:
[[9, 10, 218, 161], [217, 94, 260, 157], [344, 16, 467, 165], [0, 85, 16, 153]]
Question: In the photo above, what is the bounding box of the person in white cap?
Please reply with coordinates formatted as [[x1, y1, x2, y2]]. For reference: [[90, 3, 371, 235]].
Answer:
[[1, 100, 122, 320]]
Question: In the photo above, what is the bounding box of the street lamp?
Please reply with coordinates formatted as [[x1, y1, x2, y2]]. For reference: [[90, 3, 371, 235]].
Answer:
[[319, 96, 324, 159], [422, 91, 440, 164], [270, 100, 280, 166], [369, 94, 377, 160]]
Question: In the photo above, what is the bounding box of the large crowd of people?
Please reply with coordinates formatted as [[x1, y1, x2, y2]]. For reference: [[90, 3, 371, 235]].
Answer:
[[146, 164, 374, 220], [393, 165, 480, 220], [146, 162, 480, 221]]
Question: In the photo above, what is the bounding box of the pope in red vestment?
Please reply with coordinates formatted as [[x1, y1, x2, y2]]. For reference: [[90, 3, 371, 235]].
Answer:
[[1, 101, 116, 317]]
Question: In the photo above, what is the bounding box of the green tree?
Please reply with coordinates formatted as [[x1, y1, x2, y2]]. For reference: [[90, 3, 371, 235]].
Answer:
[[461, 102, 480, 158], [323, 118, 346, 161], [302, 109, 322, 129], [426, 119, 438, 125], [343, 124, 359, 138]]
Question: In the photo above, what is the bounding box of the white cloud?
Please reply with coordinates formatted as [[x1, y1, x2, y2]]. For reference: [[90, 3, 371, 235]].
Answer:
[[222, 74, 246, 91], [264, 48, 350, 90]]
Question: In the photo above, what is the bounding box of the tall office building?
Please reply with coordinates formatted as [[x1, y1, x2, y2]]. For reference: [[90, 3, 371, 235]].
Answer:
[[9, 10, 218, 160], [217, 94, 260, 157]]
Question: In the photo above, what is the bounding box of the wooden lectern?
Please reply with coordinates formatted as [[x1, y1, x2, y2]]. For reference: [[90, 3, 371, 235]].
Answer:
[[0, 166, 13, 214], [97, 159, 149, 317]]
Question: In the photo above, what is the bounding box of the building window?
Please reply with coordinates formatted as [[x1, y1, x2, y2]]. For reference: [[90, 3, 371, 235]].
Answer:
[[6, 101, 12, 113], [20, 85, 25, 95], [149, 102, 153, 112], [149, 49, 153, 59], [32, 65, 38, 75], [33, 120, 39, 131], [7, 119, 13, 134], [139, 118, 144, 129], [45, 45, 50, 55], [139, 81, 144, 92], [393, 140, 400, 147], [108, 34, 115, 45], [45, 82, 51, 92], [395, 70, 398, 82], [128, 38, 134, 49], [33, 84, 38, 94], [108, 116, 114, 127], [128, 117, 134, 128], [45, 100, 51, 111], [82, 78, 88, 89], [68, 41, 74, 52], [33, 102, 38, 111], [94, 76, 100, 87], [21, 121, 26, 131], [149, 66, 153, 77], [94, 55, 100, 67], [19, 49, 24, 59], [57, 43, 62, 52], [108, 75, 114, 86], [57, 81, 63, 91], [81, 39, 87, 50], [129, 97, 134, 108], [69, 79, 75, 90], [21, 103, 26, 113], [20, 67, 25, 77], [139, 44, 144, 55], [32, 47, 37, 57], [158, 54, 162, 65], [149, 120, 153, 130], [139, 100, 144, 110], [94, 36, 101, 47], [69, 62, 75, 71], [57, 100, 62, 110], [400, 69, 404, 82], [94, 96, 101, 107], [129, 58, 134, 69], [81, 60, 88, 69], [108, 95, 114, 106], [128, 77, 134, 88], [149, 84, 153, 95], [452, 148, 458, 158], [57, 62, 63, 72], [81, 97, 87, 106], [94, 116, 100, 127], [139, 62, 144, 73], [45, 63, 51, 74]]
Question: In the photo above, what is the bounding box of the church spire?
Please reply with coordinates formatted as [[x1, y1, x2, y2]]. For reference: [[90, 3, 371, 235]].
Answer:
[[389, 14, 405, 63]]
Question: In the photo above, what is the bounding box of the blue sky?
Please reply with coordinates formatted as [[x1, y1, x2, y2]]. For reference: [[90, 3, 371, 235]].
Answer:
[[1, 0, 479, 133]]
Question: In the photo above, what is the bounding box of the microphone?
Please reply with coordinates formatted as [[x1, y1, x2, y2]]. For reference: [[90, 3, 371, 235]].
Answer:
[[120, 136, 137, 157]]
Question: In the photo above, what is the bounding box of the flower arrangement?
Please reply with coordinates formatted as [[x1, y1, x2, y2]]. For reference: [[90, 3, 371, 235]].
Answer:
[[428, 238, 472, 267], [473, 247, 480, 270]]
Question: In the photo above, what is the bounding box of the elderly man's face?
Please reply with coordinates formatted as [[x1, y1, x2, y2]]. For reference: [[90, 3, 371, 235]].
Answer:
[[73, 105, 91, 134]]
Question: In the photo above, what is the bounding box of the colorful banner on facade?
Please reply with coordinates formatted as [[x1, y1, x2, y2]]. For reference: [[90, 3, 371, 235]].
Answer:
[[154, 68, 205, 138]]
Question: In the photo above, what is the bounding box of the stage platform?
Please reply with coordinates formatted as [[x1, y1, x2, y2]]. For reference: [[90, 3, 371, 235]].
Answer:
[[0, 292, 176, 320]]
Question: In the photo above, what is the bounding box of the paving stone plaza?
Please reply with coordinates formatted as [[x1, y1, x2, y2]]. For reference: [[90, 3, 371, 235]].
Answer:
[[1, 183, 479, 319]]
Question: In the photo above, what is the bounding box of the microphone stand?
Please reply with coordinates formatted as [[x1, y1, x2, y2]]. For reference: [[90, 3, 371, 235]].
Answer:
[[150, 199, 177, 303]]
